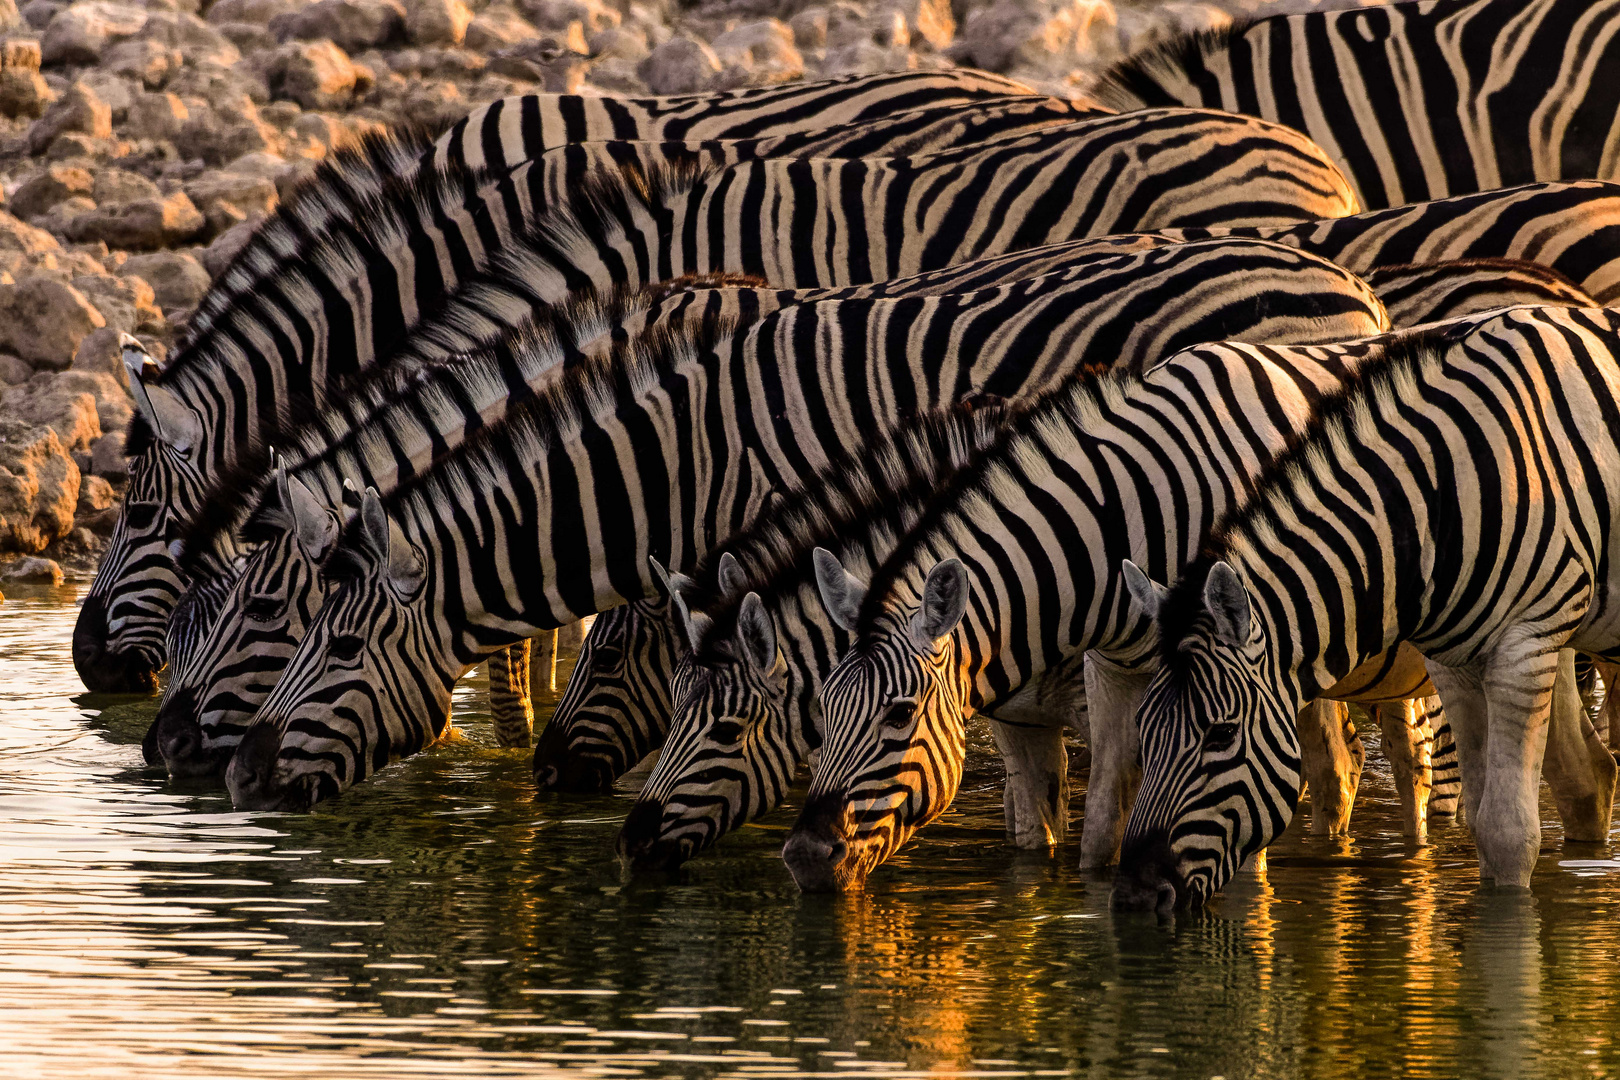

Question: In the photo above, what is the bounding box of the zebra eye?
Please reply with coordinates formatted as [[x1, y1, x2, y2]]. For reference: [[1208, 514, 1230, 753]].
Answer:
[[709, 719, 746, 744], [1203, 721, 1240, 752], [592, 646, 625, 672], [243, 595, 283, 622], [124, 502, 162, 532], [881, 702, 915, 731], [330, 634, 365, 662]]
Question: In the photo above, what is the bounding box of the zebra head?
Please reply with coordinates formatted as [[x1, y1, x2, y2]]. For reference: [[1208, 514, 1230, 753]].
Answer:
[[155, 466, 348, 779], [618, 557, 795, 870], [225, 488, 441, 812], [75, 335, 205, 693], [782, 549, 972, 893], [1112, 559, 1300, 915], [533, 599, 677, 793]]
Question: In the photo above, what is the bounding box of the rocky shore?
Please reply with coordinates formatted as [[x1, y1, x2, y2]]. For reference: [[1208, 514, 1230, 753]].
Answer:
[[0, 0, 1370, 582]]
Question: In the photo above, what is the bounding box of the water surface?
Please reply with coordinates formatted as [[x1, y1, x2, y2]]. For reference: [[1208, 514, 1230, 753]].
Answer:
[[3, 588, 1617, 1078]]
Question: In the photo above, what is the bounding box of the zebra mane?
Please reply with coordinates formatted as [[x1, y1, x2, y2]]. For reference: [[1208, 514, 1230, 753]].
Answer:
[[323, 300, 738, 582], [683, 397, 1017, 662], [1363, 257, 1591, 295], [129, 128, 486, 451], [852, 361, 1116, 635], [178, 255, 653, 577], [1151, 319, 1480, 666], [1087, 21, 1253, 111]]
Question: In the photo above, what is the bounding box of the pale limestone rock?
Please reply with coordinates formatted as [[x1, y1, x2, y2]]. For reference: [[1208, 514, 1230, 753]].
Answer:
[[267, 38, 360, 108], [25, 81, 112, 154], [0, 276, 104, 369], [8, 163, 92, 220], [118, 249, 209, 311], [636, 34, 718, 94], [39, 1, 147, 65], [406, 0, 470, 45], [282, 0, 407, 51]]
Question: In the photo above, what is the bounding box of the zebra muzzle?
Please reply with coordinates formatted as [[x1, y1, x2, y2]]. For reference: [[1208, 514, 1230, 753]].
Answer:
[[153, 688, 232, 780], [781, 796, 865, 893], [72, 594, 161, 694], [615, 800, 691, 871], [1111, 835, 1184, 915], [226, 722, 319, 812]]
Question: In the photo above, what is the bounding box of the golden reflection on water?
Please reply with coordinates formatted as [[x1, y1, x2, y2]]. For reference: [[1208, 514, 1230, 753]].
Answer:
[[1, 587, 1618, 1079]]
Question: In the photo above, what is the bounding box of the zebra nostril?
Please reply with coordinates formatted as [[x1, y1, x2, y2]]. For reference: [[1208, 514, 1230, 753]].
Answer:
[[616, 800, 665, 859]]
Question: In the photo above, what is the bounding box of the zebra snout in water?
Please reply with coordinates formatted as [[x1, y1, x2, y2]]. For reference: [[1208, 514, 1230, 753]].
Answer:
[[72, 595, 160, 694], [531, 733, 618, 794], [226, 722, 317, 811], [153, 688, 231, 779], [615, 800, 689, 871], [781, 796, 861, 893], [1111, 836, 1184, 915]]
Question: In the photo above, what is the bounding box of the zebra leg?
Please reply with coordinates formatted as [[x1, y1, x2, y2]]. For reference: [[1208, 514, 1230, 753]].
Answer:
[[1597, 661, 1620, 747], [1426, 697, 1462, 823], [1078, 654, 1148, 870], [487, 639, 535, 748], [1539, 650, 1617, 844], [986, 717, 1069, 848], [1423, 662, 1490, 828], [1297, 699, 1362, 836], [1472, 644, 1564, 889], [1372, 699, 1431, 843]]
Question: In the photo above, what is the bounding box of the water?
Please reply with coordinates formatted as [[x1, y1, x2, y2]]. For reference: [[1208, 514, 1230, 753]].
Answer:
[[3, 588, 1618, 1079]]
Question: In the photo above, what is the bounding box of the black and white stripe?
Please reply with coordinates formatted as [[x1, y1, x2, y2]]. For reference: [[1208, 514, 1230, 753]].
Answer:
[[1091, 0, 1620, 208], [215, 238, 1389, 811], [1113, 306, 1620, 912]]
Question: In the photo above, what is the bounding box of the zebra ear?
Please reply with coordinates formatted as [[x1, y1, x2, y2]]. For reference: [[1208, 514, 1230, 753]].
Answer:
[[910, 558, 969, 650], [1122, 560, 1168, 622], [813, 547, 865, 633], [647, 556, 696, 604], [649, 557, 704, 655], [278, 469, 339, 562], [717, 552, 748, 599], [124, 337, 200, 453], [736, 592, 781, 676], [360, 488, 424, 596], [1204, 561, 1253, 647]]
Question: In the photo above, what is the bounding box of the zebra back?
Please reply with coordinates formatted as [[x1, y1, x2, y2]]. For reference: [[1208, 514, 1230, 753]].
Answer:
[[1363, 258, 1597, 325], [433, 70, 1045, 172], [1090, 0, 1620, 207], [221, 238, 1390, 812]]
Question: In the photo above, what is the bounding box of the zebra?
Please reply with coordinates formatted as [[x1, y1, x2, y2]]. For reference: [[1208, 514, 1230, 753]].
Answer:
[[430, 70, 1048, 174], [614, 260, 1596, 869], [1361, 260, 1597, 327], [1089, 0, 1620, 208], [1111, 306, 1620, 912], [541, 177, 1620, 794], [152, 235, 1182, 778], [215, 238, 1391, 812], [84, 104, 1356, 701]]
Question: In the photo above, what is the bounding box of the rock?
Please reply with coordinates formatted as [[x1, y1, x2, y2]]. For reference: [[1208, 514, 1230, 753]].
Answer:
[[0, 68, 54, 119], [3, 555, 64, 583], [788, 7, 828, 48], [123, 89, 187, 139], [3, 371, 103, 450], [0, 0, 21, 28], [878, 0, 953, 50], [0, 212, 59, 257], [0, 277, 104, 369], [183, 169, 277, 236], [138, 10, 242, 68], [950, 0, 1118, 73], [91, 167, 161, 205], [406, 0, 469, 45], [282, 0, 406, 51], [637, 34, 719, 94], [72, 276, 161, 335], [27, 195, 96, 234], [710, 19, 802, 86], [118, 250, 208, 311], [25, 81, 112, 155], [166, 61, 267, 108], [87, 429, 125, 479], [19, 0, 57, 30], [39, 1, 147, 65], [824, 2, 904, 49], [589, 26, 647, 60], [207, 0, 307, 23], [76, 68, 134, 120], [27, 369, 130, 440], [103, 35, 182, 86], [63, 190, 204, 249], [518, 0, 616, 34], [0, 355, 32, 384], [198, 216, 256, 276], [463, 2, 536, 50], [174, 98, 282, 165], [0, 419, 78, 553], [267, 38, 360, 108], [9, 163, 92, 220], [75, 471, 113, 513]]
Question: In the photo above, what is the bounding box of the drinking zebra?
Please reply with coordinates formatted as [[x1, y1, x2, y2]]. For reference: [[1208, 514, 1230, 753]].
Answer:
[[1090, 0, 1620, 208], [215, 239, 1389, 811], [1112, 306, 1620, 911], [544, 178, 1620, 797]]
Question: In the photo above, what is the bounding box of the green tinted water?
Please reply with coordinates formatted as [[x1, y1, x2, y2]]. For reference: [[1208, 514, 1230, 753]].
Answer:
[[3, 588, 1618, 1078]]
